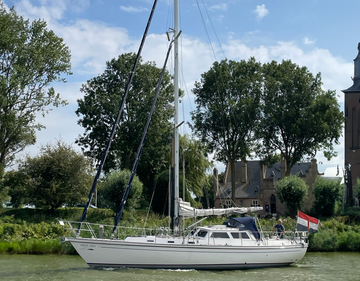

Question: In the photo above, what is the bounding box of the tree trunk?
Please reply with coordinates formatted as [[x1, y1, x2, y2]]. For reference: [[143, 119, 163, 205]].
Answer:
[[204, 186, 210, 208]]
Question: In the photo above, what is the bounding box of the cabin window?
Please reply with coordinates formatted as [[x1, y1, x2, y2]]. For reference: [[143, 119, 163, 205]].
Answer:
[[197, 230, 208, 238], [211, 232, 230, 239], [241, 232, 250, 239], [231, 232, 250, 239]]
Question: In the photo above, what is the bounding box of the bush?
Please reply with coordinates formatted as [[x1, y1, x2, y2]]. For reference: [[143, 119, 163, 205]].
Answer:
[[309, 229, 337, 251], [99, 169, 143, 213], [312, 177, 341, 217], [275, 175, 308, 217]]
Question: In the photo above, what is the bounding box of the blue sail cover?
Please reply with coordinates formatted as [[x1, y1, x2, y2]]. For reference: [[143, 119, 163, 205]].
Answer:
[[223, 217, 260, 240]]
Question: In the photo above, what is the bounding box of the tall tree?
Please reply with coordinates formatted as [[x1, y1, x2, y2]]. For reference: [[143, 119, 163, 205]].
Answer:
[[4, 141, 93, 210], [191, 58, 262, 204], [0, 4, 71, 176], [76, 53, 174, 202], [257, 60, 343, 175]]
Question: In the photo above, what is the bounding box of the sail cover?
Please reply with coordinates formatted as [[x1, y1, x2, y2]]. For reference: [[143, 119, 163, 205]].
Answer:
[[179, 200, 263, 218]]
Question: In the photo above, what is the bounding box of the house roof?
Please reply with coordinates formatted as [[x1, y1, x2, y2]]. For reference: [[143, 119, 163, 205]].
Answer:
[[218, 160, 312, 199]]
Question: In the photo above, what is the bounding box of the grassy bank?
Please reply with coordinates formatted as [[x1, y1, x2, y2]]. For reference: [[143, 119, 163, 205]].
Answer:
[[1, 208, 360, 254], [0, 238, 76, 254]]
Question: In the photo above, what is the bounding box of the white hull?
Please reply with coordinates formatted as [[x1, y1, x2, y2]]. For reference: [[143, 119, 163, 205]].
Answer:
[[66, 237, 307, 269]]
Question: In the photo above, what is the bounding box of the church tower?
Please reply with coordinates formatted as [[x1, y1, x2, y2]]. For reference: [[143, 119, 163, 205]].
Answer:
[[343, 42, 360, 188]]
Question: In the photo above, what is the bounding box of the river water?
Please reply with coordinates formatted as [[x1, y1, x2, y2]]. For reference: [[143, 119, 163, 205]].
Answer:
[[0, 252, 359, 281]]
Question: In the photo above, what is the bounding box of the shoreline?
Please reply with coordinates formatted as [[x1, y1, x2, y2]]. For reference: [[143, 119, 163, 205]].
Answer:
[[1, 208, 360, 253]]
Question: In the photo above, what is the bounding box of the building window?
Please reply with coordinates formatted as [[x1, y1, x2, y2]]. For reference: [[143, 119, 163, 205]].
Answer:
[[270, 194, 276, 213], [251, 200, 260, 207], [225, 200, 231, 207]]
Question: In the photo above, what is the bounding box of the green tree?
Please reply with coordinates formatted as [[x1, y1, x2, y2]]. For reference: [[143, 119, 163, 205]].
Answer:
[[76, 53, 173, 204], [257, 60, 343, 175], [99, 169, 143, 213], [197, 173, 215, 209], [0, 4, 71, 176], [146, 134, 212, 213], [4, 141, 93, 210], [312, 177, 342, 217], [3, 169, 28, 208], [354, 178, 360, 200], [0, 176, 9, 207], [180, 134, 213, 199], [191, 58, 262, 204], [275, 175, 308, 217]]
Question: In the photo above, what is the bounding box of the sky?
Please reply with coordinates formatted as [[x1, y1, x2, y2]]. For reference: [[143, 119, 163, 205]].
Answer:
[[3, 0, 359, 177]]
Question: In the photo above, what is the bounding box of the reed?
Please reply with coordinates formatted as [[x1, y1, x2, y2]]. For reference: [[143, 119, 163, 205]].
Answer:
[[0, 239, 77, 254]]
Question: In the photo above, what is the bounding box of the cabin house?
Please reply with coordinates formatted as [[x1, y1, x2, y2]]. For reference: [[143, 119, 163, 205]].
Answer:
[[214, 158, 322, 217]]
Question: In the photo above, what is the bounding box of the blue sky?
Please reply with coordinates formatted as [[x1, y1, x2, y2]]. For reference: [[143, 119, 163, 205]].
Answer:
[[3, 0, 359, 177]]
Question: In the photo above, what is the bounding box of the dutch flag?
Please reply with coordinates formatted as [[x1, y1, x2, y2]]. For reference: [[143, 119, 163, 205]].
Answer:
[[296, 211, 320, 233]]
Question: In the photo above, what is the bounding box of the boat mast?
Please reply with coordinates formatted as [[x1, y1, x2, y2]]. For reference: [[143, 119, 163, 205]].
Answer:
[[173, 0, 180, 235]]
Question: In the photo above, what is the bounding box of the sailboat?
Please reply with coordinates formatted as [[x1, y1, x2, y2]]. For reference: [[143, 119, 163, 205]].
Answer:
[[62, 0, 308, 269]]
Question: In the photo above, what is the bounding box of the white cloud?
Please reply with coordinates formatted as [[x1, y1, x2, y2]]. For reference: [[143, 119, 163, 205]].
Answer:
[[209, 3, 228, 11], [120, 5, 149, 13], [11, 0, 68, 21], [2, 1, 10, 10], [58, 19, 136, 75], [303, 37, 316, 45], [11, 0, 91, 22], [254, 4, 268, 20]]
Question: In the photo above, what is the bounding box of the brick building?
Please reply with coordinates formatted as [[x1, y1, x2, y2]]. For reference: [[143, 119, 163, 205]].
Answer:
[[214, 158, 322, 217]]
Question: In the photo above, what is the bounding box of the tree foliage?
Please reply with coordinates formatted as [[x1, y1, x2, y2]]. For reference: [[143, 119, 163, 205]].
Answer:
[[197, 173, 215, 209], [275, 175, 308, 217], [180, 134, 213, 198], [191, 57, 262, 203], [4, 141, 92, 210], [354, 179, 360, 200], [147, 134, 212, 214], [257, 60, 343, 175], [98, 169, 143, 213], [0, 4, 71, 176], [312, 177, 342, 217], [0, 176, 8, 207], [75, 53, 173, 201]]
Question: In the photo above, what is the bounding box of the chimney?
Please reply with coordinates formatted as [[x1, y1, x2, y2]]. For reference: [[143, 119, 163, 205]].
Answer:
[[261, 164, 267, 179], [281, 156, 287, 178], [240, 161, 248, 183], [213, 167, 219, 196]]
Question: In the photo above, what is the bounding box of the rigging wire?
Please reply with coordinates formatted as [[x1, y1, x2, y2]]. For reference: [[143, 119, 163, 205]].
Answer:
[[112, 32, 179, 234], [200, 0, 227, 60], [77, 0, 159, 231], [194, 1, 255, 208]]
